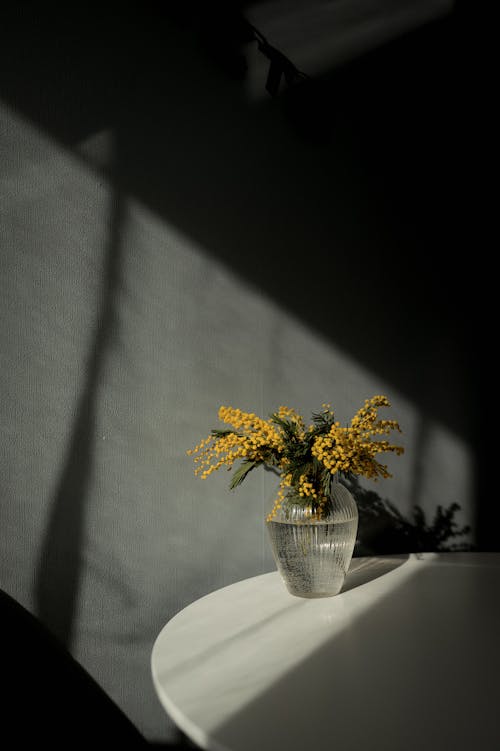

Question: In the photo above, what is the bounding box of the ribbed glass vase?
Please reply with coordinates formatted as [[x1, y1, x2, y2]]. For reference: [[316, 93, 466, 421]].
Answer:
[[266, 482, 358, 598]]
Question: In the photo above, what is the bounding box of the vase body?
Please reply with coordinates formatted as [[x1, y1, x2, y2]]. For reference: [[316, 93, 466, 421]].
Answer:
[[267, 482, 358, 598]]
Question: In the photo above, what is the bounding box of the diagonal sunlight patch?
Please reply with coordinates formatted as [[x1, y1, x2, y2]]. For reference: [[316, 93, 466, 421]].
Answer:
[[1, 98, 474, 583], [103, 191, 474, 550], [151, 557, 415, 749], [1, 99, 475, 584]]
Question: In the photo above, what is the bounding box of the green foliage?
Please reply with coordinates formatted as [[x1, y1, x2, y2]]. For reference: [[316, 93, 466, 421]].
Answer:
[[229, 460, 261, 490], [211, 429, 238, 438], [268, 410, 334, 501]]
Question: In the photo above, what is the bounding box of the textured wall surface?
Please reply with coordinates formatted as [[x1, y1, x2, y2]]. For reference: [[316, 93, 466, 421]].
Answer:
[[0, 3, 475, 743]]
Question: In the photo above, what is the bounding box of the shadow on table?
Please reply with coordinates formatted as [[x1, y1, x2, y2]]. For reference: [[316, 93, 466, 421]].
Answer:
[[212, 562, 500, 751], [341, 555, 409, 593]]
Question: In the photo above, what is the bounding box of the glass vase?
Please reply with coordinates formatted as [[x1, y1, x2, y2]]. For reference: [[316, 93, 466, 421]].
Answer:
[[266, 482, 358, 598]]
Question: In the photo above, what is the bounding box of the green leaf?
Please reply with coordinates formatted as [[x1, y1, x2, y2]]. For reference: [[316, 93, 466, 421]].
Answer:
[[229, 460, 261, 490], [310, 410, 335, 435], [211, 429, 238, 438]]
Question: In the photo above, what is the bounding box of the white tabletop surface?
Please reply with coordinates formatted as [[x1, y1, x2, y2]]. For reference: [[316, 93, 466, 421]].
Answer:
[[152, 553, 500, 751]]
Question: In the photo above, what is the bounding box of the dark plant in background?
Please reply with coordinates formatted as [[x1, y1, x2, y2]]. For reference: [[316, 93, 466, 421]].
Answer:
[[345, 475, 472, 554]]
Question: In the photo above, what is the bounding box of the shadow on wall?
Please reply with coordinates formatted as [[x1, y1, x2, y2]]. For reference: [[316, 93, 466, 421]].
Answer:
[[0, 4, 473, 432], [0, 6, 475, 437], [346, 475, 472, 556], [0, 0, 481, 655], [34, 191, 126, 647]]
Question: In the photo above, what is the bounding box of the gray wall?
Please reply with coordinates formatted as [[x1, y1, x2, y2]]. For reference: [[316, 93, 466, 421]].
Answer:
[[0, 3, 479, 744]]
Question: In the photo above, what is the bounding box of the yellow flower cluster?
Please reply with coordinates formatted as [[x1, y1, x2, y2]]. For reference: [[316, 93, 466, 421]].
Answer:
[[218, 406, 283, 448], [188, 396, 404, 523], [187, 406, 283, 480], [265, 473, 291, 522], [276, 405, 305, 429], [298, 474, 318, 499], [312, 395, 403, 479], [266, 473, 327, 523]]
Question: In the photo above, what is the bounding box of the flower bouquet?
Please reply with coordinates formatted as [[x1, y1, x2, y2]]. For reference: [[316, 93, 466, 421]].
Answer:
[[188, 395, 403, 597], [187, 395, 404, 522]]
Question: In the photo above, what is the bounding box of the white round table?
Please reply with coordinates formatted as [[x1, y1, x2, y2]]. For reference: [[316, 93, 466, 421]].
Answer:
[[152, 553, 500, 751]]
